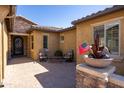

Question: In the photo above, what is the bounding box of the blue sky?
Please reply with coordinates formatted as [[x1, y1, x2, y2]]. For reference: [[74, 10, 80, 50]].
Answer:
[[17, 5, 112, 28]]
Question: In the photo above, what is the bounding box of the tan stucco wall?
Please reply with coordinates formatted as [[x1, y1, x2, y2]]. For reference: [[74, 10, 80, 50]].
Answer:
[[0, 6, 9, 22], [30, 31, 60, 60], [0, 22, 3, 84], [60, 29, 76, 60], [3, 21, 8, 79], [49, 32, 60, 57], [0, 6, 10, 84], [30, 29, 76, 60], [76, 10, 124, 64], [22, 36, 28, 56], [0, 22, 8, 83]]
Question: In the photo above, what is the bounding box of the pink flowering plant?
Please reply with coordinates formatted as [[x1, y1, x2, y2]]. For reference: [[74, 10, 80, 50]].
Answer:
[[79, 33, 110, 59]]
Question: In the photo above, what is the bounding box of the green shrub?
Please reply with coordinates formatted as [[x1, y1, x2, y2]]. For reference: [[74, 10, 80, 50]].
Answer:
[[54, 50, 63, 57]]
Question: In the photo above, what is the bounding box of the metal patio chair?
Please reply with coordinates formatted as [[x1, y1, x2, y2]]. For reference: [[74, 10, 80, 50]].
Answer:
[[39, 49, 48, 62], [63, 49, 74, 62]]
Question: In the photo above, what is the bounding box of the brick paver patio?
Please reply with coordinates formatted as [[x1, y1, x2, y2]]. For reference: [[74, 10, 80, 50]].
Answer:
[[3, 57, 76, 88]]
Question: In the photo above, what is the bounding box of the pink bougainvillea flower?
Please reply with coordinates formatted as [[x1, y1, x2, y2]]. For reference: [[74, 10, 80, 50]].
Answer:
[[79, 42, 90, 55]]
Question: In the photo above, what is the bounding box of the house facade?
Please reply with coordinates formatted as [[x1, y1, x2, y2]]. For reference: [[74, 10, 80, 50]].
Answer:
[[72, 5, 124, 64], [0, 5, 124, 87], [25, 25, 76, 60], [0, 5, 16, 86], [8, 16, 76, 61], [8, 5, 124, 64], [27, 26, 61, 60]]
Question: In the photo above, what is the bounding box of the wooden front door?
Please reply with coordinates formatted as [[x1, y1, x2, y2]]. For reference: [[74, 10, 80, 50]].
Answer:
[[13, 36, 24, 55]]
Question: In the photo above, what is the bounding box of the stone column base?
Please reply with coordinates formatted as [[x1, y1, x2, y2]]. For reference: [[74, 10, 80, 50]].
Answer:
[[76, 63, 116, 88]]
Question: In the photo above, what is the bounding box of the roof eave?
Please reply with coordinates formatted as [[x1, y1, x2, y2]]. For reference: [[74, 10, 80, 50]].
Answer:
[[26, 28, 60, 33], [72, 5, 124, 25], [59, 26, 76, 32], [16, 16, 37, 25]]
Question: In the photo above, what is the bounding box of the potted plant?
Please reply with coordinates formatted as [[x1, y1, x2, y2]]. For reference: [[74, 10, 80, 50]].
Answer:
[[79, 33, 113, 68], [54, 50, 63, 57]]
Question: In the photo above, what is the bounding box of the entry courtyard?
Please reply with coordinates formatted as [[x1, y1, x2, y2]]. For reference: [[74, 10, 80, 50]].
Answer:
[[4, 57, 76, 88]]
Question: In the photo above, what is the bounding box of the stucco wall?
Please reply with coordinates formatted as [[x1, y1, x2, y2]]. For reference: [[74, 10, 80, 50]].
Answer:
[[60, 29, 76, 60], [30, 31, 60, 60], [0, 21, 8, 84], [2, 21, 8, 79], [0, 22, 3, 84], [0, 6, 9, 22], [30, 29, 76, 61], [76, 10, 124, 64], [49, 32, 60, 57], [0, 6, 10, 84]]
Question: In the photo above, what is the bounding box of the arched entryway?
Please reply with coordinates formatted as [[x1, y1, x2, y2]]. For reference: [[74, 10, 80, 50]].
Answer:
[[13, 36, 24, 56], [8, 33, 30, 59]]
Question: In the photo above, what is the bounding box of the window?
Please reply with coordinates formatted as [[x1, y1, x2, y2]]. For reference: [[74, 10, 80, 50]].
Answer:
[[43, 35, 48, 49], [106, 24, 119, 54], [60, 35, 64, 43], [93, 22, 119, 55], [31, 36, 34, 49]]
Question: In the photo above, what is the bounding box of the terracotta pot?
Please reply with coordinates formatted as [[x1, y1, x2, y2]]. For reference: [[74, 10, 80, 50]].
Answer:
[[83, 55, 113, 68]]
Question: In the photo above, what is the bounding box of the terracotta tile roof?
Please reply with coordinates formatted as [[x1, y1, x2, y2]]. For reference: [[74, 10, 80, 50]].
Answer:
[[27, 25, 63, 33], [59, 26, 76, 32], [28, 25, 76, 33], [72, 5, 124, 25]]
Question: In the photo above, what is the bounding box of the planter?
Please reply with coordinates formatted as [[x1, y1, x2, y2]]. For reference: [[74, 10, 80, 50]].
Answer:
[[83, 55, 113, 68]]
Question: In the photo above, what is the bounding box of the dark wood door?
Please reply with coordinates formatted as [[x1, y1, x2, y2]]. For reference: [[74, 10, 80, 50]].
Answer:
[[13, 36, 24, 55]]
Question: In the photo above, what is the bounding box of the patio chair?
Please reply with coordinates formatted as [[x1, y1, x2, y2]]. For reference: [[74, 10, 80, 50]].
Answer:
[[39, 49, 48, 62], [63, 49, 74, 62]]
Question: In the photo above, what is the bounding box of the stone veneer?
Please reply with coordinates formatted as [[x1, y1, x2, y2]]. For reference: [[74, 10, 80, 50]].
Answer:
[[76, 63, 124, 88], [13, 16, 36, 33]]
